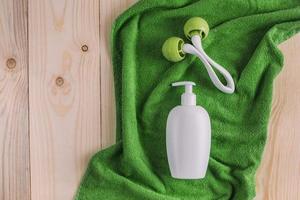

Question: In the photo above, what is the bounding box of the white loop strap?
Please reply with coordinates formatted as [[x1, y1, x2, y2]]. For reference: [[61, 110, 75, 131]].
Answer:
[[183, 35, 235, 94]]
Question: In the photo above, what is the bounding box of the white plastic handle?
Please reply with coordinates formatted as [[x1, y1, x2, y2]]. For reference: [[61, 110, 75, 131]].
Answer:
[[182, 35, 235, 94]]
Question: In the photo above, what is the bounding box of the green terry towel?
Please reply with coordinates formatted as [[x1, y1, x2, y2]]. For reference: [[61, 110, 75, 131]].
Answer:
[[76, 0, 300, 199]]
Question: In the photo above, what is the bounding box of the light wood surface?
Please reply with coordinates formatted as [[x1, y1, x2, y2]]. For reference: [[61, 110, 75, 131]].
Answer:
[[255, 34, 300, 200], [0, 1, 299, 199], [0, 0, 30, 200], [28, 0, 102, 199]]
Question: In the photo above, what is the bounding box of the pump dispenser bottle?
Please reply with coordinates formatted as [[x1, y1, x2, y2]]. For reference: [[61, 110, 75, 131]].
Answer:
[[166, 81, 211, 179]]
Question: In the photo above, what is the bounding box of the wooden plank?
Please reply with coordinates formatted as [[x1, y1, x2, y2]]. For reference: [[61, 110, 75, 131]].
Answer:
[[0, 0, 30, 199], [28, 0, 101, 199], [255, 34, 300, 200], [100, 0, 136, 148]]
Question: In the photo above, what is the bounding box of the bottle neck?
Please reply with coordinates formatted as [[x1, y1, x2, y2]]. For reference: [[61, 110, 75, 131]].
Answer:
[[181, 93, 196, 106]]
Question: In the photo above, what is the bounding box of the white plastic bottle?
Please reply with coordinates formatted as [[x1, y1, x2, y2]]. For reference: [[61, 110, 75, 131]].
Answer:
[[166, 81, 211, 179]]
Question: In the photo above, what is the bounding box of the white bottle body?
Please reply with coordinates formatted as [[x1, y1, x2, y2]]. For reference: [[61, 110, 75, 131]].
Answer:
[[166, 105, 211, 179]]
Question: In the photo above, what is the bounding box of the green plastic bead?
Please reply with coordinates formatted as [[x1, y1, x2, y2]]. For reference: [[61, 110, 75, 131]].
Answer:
[[184, 17, 209, 40], [162, 37, 185, 62]]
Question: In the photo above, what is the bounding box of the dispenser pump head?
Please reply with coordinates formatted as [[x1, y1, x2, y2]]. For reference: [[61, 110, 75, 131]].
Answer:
[[172, 81, 196, 106]]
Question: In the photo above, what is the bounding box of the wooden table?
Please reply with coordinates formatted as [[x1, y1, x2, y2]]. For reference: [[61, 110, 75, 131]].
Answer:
[[0, 1, 299, 199]]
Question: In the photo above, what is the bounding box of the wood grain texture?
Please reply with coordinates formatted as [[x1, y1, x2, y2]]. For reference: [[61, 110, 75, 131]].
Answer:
[[0, 0, 30, 200], [28, 0, 101, 199], [255, 34, 300, 200]]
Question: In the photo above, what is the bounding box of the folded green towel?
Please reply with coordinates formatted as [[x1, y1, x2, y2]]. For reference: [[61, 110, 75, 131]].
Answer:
[[76, 0, 300, 199]]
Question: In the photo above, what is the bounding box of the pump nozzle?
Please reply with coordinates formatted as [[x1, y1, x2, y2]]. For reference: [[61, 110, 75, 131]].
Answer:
[[172, 81, 196, 106]]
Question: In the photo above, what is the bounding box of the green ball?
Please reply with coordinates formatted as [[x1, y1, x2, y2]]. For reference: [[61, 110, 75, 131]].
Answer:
[[162, 37, 185, 62], [184, 17, 209, 40]]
